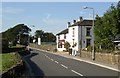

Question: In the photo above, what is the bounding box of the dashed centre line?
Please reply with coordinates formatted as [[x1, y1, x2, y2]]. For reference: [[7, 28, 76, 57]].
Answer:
[[55, 61, 59, 64], [44, 54, 83, 76], [61, 64, 68, 69], [51, 59, 54, 61], [71, 70, 83, 76]]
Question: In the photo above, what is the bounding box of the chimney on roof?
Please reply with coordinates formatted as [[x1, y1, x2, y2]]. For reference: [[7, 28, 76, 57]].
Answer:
[[80, 17, 83, 21], [73, 20, 76, 23], [67, 22, 71, 28]]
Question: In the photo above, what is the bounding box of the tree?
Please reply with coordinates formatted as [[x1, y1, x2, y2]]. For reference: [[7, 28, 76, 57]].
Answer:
[[42, 32, 56, 42], [64, 41, 71, 51], [35, 30, 56, 42], [94, 3, 119, 51], [2, 24, 31, 46], [35, 30, 44, 38]]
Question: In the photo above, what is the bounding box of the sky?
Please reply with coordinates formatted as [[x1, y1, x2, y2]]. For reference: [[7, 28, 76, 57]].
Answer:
[[1, 2, 118, 35]]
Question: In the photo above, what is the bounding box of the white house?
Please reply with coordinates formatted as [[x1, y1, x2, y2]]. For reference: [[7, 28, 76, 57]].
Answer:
[[56, 29, 68, 51], [56, 17, 93, 55]]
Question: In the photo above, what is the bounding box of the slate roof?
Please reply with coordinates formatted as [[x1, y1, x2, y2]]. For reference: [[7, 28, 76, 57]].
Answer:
[[56, 29, 68, 35], [69, 20, 93, 27]]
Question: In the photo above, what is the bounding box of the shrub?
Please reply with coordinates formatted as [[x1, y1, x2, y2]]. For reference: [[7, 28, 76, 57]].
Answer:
[[2, 38, 9, 50], [87, 45, 92, 52], [64, 41, 71, 51]]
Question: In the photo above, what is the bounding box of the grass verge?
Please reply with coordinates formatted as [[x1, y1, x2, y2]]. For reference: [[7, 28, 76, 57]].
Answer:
[[0, 52, 21, 72]]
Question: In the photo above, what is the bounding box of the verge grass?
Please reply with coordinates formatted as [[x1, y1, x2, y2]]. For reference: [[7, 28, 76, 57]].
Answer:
[[0, 52, 21, 72]]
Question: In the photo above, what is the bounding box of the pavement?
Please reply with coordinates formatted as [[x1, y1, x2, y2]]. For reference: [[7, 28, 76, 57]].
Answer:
[[30, 47, 120, 72]]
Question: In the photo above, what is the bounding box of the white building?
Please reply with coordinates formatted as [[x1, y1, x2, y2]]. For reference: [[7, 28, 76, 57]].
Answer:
[[56, 29, 68, 51], [56, 17, 93, 55]]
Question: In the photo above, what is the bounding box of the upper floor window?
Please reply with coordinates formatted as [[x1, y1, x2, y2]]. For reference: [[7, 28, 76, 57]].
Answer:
[[58, 35, 60, 39], [64, 34, 66, 39], [72, 28, 75, 37], [86, 27, 91, 36]]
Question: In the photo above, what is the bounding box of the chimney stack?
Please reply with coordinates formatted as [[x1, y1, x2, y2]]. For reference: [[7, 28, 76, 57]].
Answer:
[[73, 20, 76, 23], [67, 22, 71, 27], [80, 17, 83, 21]]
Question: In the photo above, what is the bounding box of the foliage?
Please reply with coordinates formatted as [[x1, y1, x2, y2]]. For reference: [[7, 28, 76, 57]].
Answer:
[[35, 30, 44, 38], [64, 41, 71, 51], [2, 38, 9, 50], [94, 2, 120, 51], [2, 24, 31, 46], [87, 45, 92, 52], [35, 30, 56, 42]]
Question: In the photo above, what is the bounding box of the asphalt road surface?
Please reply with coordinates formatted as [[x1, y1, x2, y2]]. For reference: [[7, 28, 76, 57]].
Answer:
[[23, 49, 119, 77]]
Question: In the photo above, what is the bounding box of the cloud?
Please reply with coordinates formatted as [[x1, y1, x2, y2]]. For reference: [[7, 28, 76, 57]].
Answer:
[[42, 14, 68, 26], [3, 7, 24, 14], [42, 14, 69, 34], [79, 11, 85, 15], [46, 14, 51, 19]]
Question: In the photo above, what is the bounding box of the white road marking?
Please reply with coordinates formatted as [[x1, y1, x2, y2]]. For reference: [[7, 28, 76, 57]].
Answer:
[[71, 70, 83, 76], [61, 64, 68, 69], [51, 59, 54, 61], [45, 55, 47, 57], [47, 57, 51, 59], [55, 61, 59, 64]]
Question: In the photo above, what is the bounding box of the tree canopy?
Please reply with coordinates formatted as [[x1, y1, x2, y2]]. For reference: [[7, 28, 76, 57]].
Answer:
[[94, 2, 120, 50], [2, 24, 31, 46], [35, 30, 56, 42]]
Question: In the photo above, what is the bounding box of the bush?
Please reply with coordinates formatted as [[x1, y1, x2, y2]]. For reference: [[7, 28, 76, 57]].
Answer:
[[87, 45, 92, 52], [2, 38, 9, 50], [64, 42, 71, 52]]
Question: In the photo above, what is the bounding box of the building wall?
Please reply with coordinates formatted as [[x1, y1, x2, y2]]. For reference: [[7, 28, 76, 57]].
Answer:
[[80, 26, 93, 49], [56, 34, 68, 51], [68, 26, 79, 51]]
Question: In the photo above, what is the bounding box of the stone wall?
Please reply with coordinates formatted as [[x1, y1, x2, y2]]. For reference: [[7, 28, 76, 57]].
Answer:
[[81, 51, 120, 66]]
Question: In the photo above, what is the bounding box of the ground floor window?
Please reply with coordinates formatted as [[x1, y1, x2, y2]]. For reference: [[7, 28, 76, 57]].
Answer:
[[58, 42, 62, 48], [86, 39, 91, 47]]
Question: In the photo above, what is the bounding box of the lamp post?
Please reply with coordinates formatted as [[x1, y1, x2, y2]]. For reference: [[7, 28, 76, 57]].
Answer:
[[27, 25, 35, 50], [84, 6, 95, 60]]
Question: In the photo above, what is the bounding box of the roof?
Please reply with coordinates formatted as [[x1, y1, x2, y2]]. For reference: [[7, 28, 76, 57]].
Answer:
[[69, 20, 93, 27], [56, 29, 68, 35]]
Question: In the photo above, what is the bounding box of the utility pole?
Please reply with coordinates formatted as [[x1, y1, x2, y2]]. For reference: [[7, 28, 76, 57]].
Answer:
[[83, 6, 95, 60]]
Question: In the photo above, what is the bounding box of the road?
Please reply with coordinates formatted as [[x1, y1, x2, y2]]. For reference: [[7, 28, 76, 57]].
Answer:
[[23, 49, 119, 77]]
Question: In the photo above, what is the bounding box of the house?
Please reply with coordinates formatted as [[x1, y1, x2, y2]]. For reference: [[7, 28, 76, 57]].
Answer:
[[56, 29, 68, 51], [56, 17, 93, 55]]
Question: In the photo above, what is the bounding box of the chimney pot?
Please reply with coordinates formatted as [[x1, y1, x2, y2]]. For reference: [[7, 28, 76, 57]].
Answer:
[[67, 22, 71, 27], [73, 20, 76, 23], [80, 17, 83, 21]]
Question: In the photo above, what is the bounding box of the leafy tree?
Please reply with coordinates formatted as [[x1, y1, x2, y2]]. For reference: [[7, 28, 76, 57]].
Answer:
[[2, 24, 31, 46], [35, 30, 44, 38], [42, 32, 56, 42], [64, 41, 71, 51], [35, 30, 56, 42], [2, 38, 9, 50], [94, 3, 120, 51]]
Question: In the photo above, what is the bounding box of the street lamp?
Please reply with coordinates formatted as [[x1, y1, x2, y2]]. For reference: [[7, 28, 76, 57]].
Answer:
[[27, 25, 35, 50], [84, 6, 95, 60]]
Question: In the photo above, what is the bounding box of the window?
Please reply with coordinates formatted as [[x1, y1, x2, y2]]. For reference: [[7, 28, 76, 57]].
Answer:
[[58, 35, 60, 39], [86, 39, 91, 47], [64, 34, 66, 39], [86, 28, 91, 36], [72, 28, 75, 37], [58, 42, 62, 48]]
